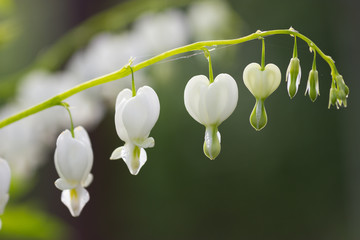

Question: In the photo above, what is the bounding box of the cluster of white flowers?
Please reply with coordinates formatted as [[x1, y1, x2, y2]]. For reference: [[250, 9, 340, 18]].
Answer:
[[0, 1, 237, 222], [0, 1, 235, 181]]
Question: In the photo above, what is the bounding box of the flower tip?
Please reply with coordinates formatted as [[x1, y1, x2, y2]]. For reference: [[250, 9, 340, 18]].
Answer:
[[203, 127, 221, 160], [61, 188, 89, 217], [249, 99, 267, 131]]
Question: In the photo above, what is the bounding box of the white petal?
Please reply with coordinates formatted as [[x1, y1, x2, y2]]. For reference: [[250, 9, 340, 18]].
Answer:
[[74, 126, 92, 147], [114, 89, 132, 142], [54, 131, 93, 186], [61, 187, 90, 217], [133, 137, 155, 148], [121, 143, 147, 175], [0, 158, 11, 196], [184, 75, 209, 124], [122, 86, 159, 141], [243, 63, 281, 99], [54, 178, 77, 191], [82, 173, 93, 188], [110, 146, 124, 160], [0, 193, 9, 215], [206, 74, 238, 124]]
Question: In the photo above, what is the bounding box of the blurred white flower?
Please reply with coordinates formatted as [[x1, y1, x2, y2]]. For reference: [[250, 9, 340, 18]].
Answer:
[[0, 157, 11, 230], [187, 1, 234, 41], [54, 126, 93, 217], [110, 86, 160, 175], [132, 9, 189, 54]]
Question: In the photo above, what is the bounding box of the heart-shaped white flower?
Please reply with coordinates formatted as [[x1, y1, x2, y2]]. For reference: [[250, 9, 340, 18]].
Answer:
[[243, 63, 281, 131], [243, 63, 281, 100], [184, 73, 238, 159], [110, 86, 160, 175], [54, 126, 93, 217]]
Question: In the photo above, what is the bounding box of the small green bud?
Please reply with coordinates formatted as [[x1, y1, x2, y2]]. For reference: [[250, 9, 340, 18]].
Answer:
[[305, 69, 319, 102], [328, 87, 337, 109], [286, 57, 301, 99], [203, 126, 221, 160], [249, 99, 267, 131]]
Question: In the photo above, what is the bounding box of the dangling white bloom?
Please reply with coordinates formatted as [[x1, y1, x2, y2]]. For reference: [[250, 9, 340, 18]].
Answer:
[[54, 126, 93, 217], [184, 74, 238, 159], [110, 86, 160, 175], [243, 62, 281, 131], [0, 158, 11, 230]]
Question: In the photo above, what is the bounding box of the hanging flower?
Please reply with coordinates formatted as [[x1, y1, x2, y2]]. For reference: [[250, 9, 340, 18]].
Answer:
[[54, 126, 93, 217], [243, 62, 281, 130], [0, 158, 11, 230], [110, 86, 160, 175], [305, 69, 320, 102], [184, 73, 238, 159]]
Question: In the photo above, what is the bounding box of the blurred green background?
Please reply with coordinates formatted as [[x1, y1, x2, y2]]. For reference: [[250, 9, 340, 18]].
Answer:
[[0, 0, 359, 239]]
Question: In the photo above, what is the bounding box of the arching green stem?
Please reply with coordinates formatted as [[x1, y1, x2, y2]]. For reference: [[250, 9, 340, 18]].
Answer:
[[0, 29, 342, 129], [203, 48, 214, 83], [59, 102, 75, 138], [261, 38, 265, 71], [130, 66, 136, 97], [293, 36, 298, 58]]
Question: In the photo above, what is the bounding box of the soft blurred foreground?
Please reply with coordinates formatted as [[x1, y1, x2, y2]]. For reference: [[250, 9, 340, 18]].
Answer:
[[0, 0, 359, 239]]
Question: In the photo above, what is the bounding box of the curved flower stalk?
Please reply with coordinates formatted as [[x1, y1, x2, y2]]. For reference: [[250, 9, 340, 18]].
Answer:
[[243, 63, 281, 131], [0, 158, 11, 230], [184, 74, 238, 160], [54, 126, 93, 217], [110, 86, 160, 175]]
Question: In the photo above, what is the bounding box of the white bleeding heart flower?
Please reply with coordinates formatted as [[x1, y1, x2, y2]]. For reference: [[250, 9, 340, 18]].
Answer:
[[0, 158, 11, 230], [184, 73, 238, 159], [54, 126, 93, 217], [110, 86, 160, 175], [286, 57, 301, 98], [243, 62, 281, 131]]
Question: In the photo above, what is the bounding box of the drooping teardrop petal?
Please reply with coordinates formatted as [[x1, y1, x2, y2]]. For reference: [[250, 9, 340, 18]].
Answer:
[[120, 142, 147, 175], [54, 128, 93, 188], [0, 158, 11, 215], [115, 89, 133, 142], [61, 187, 90, 217], [184, 75, 209, 124], [205, 74, 238, 125], [249, 99, 267, 131], [203, 126, 221, 160]]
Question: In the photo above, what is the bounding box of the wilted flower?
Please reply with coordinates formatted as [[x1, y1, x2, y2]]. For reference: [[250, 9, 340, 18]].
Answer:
[[110, 86, 160, 175], [0, 158, 11, 230], [54, 126, 93, 217], [243, 63, 281, 130], [184, 74, 238, 159]]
